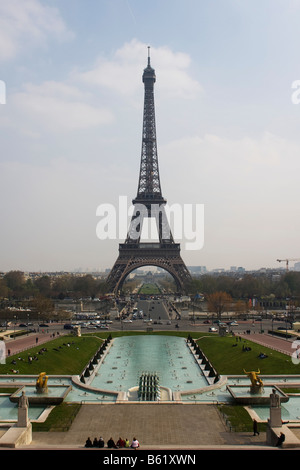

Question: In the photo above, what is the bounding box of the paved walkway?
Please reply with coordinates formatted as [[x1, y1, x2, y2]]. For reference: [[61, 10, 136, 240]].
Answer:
[[239, 332, 295, 356], [4, 328, 67, 356], [29, 403, 270, 450]]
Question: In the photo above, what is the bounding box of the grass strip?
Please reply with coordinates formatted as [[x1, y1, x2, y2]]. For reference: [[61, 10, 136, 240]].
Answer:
[[32, 403, 81, 432], [218, 404, 267, 432]]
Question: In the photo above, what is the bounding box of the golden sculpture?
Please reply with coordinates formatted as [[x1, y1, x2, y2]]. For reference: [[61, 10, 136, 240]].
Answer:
[[36, 372, 48, 392], [243, 369, 263, 387]]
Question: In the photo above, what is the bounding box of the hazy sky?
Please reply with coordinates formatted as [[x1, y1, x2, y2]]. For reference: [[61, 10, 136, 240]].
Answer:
[[1, 0, 300, 273]]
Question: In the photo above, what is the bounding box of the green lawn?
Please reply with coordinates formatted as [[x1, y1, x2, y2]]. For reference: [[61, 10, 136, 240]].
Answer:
[[138, 283, 161, 294], [2, 330, 300, 377], [218, 404, 267, 432], [195, 334, 300, 375], [1, 335, 102, 375], [32, 403, 81, 432]]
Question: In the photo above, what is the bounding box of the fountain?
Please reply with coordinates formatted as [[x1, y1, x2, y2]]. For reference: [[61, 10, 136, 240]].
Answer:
[[9, 373, 71, 405], [36, 372, 48, 394], [226, 369, 289, 405], [243, 369, 264, 395], [138, 372, 160, 401]]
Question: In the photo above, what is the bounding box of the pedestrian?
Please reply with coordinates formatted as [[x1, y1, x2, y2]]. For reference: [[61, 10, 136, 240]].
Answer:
[[131, 437, 140, 449], [252, 419, 259, 436], [85, 437, 93, 448], [116, 437, 125, 448], [98, 436, 104, 448], [275, 432, 285, 447], [107, 437, 117, 448]]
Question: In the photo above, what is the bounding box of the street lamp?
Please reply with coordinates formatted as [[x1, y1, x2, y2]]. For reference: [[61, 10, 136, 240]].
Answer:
[[13, 315, 16, 339]]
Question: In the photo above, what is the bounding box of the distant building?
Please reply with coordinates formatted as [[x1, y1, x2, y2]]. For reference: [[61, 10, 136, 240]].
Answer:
[[294, 262, 300, 272], [188, 266, 207, 274]]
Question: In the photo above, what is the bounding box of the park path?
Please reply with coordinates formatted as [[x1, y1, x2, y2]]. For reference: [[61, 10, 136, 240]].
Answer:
[[239, 332, 296, 356], [4, 326, 67, 357]]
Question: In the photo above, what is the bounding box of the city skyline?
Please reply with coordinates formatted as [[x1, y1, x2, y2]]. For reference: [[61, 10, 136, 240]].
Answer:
[[1, 1, 300, 273]]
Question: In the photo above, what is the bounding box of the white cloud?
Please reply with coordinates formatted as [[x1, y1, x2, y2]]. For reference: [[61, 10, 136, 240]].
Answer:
[[161, 131, 300, 231], [0, 0, 73, 61], [78, 39, 202, 99], [159, 131, 300, 270], [11, 81, 114, 132], [4, 39, 201, 136]]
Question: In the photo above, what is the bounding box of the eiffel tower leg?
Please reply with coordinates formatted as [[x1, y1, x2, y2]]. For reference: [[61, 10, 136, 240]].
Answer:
[[106, 258, 128, 293]]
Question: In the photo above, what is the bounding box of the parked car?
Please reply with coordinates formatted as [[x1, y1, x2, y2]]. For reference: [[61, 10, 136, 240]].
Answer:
[[209, 327, 217, 332]]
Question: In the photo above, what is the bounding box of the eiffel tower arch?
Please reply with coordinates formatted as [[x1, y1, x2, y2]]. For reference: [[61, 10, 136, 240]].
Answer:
[[106, 49, 192, 294], [106, 243, 192, 293]]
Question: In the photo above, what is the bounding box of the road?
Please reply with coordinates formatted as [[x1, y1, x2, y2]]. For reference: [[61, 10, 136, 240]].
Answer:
[[137, 299, 170, 321], [3, 305, 298, 360]]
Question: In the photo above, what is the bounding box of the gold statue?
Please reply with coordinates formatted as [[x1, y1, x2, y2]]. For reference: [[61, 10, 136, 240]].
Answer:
[[36, 372, 48, 392], [243, 369, 263, 387]]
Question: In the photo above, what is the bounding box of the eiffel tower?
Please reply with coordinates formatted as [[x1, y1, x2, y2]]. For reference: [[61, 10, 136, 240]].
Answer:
[[106, 49, 192, 293]]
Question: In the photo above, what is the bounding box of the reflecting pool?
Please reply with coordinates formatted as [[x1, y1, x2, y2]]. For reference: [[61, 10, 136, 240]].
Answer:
[[90, 335, 208, 392], [0, 395, 45, 421]]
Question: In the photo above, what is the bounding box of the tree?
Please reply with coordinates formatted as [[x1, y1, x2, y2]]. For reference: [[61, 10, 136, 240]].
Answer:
[[3, 271, 25, 298], [35, 276, 52, 297], [207, 291, 232, 318], [234, 299, 248, 315], [30, 295, 54, 321], [73, 275, 97, 298], [284, 272, 300, 296], [0, 279, 9, 299]]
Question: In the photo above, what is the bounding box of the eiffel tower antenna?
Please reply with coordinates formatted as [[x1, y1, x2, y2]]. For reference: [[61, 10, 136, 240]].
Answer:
[[106, 48, 191, 293]]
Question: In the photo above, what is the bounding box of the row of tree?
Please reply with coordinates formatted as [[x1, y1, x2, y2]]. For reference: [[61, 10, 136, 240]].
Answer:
[[1, 270, 300, 302], [189, 272, 300, 300], [0, 271, 108, 301]]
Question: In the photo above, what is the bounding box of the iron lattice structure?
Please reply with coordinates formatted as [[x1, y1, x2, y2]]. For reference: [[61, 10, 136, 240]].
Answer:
[[106, 50, 192, 293], [136, 53, 162, 199]]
